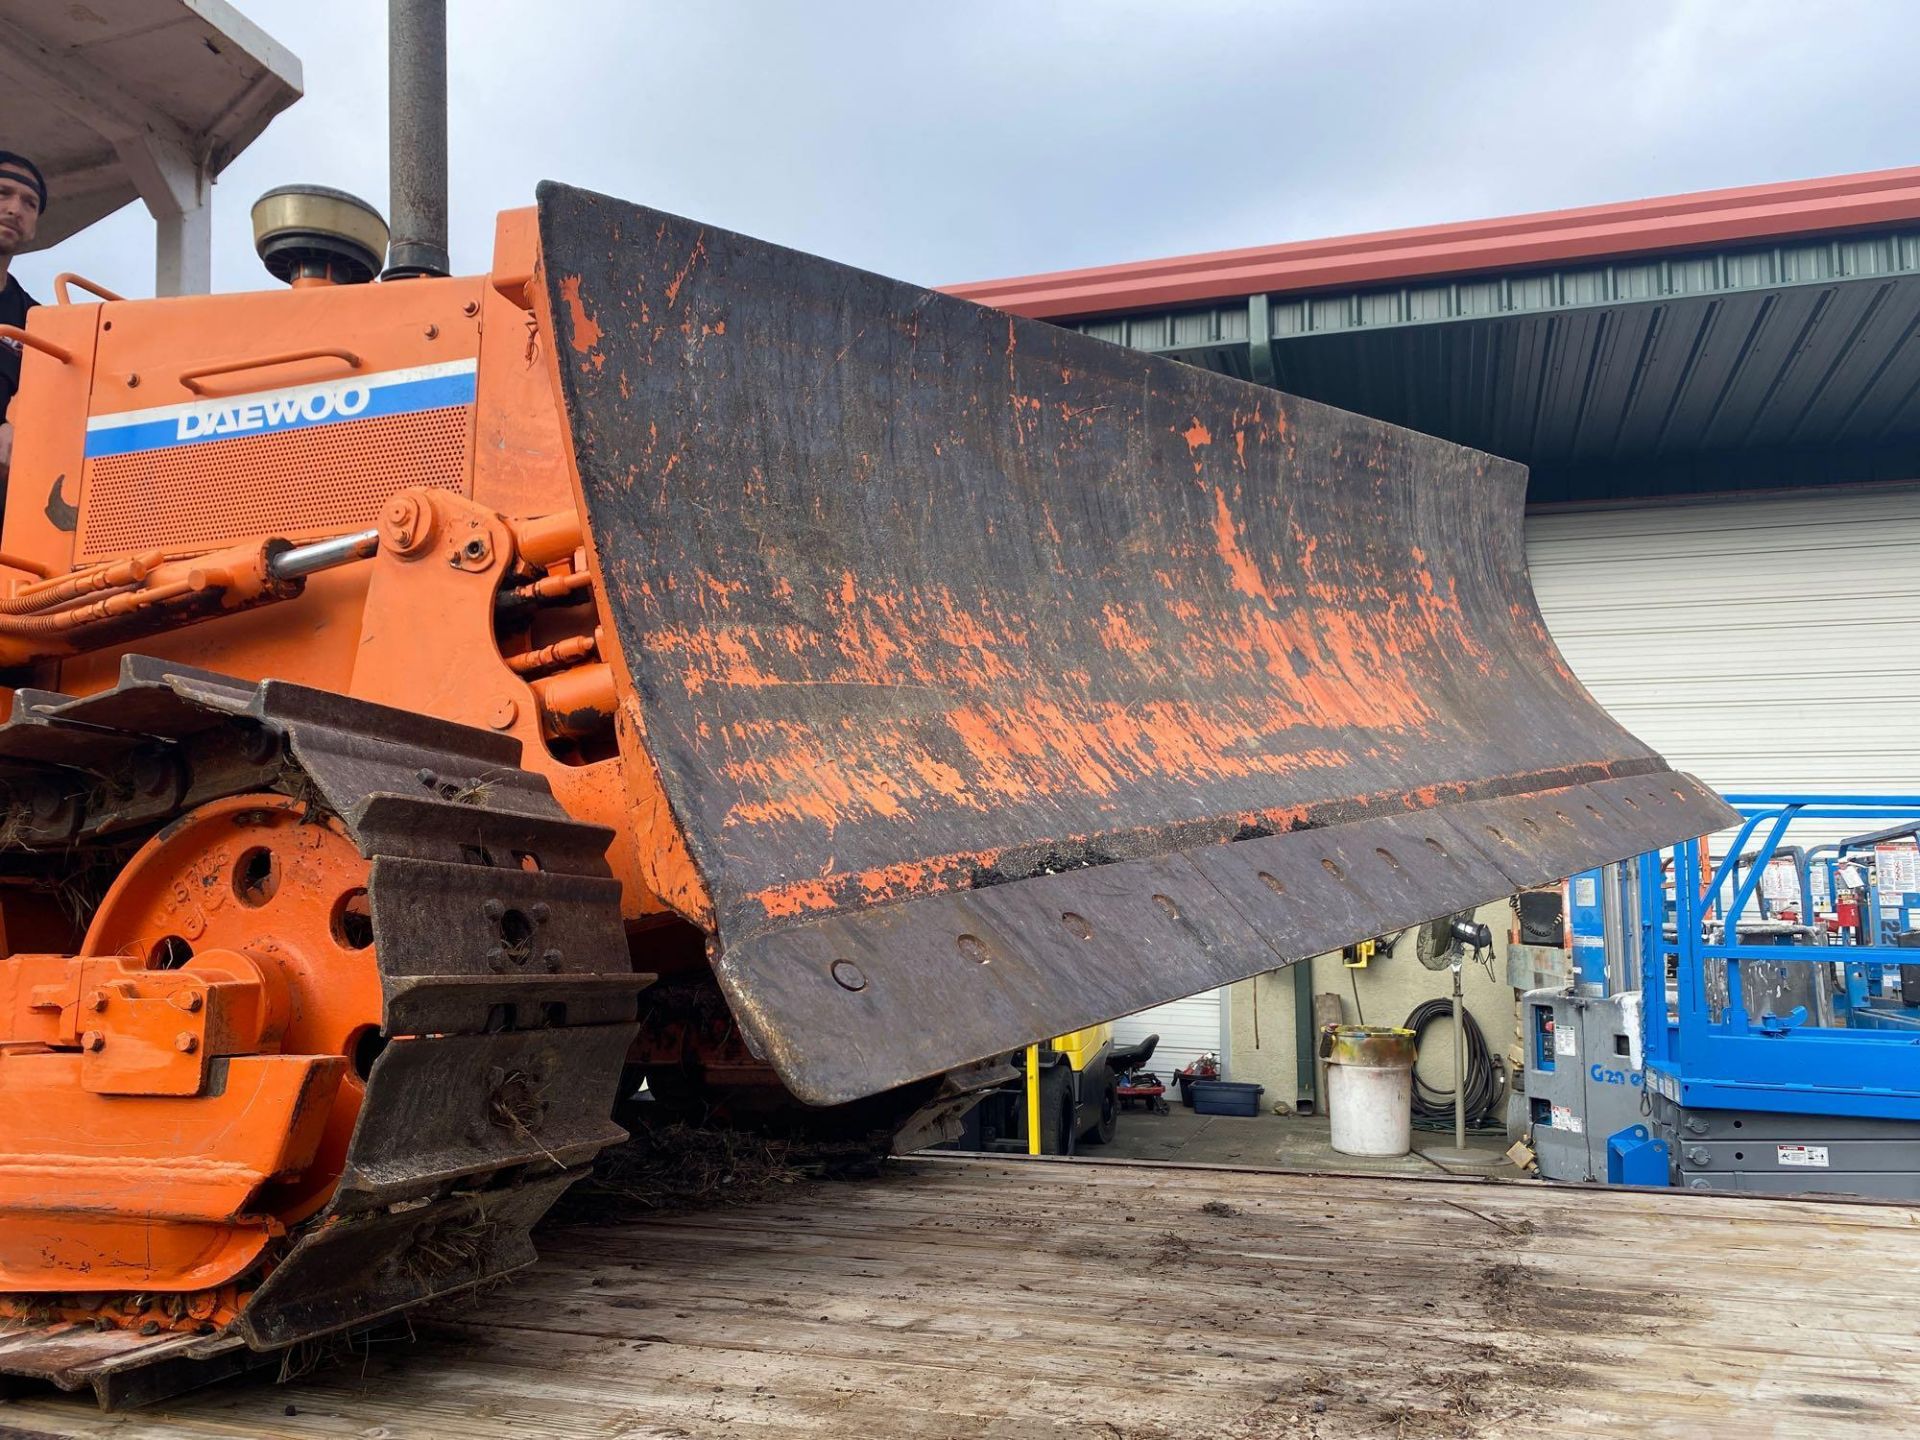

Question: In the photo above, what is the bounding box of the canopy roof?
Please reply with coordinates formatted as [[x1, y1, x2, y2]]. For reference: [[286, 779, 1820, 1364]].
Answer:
[[0, 0, 301, 280], [951, 170, 1920, 504]]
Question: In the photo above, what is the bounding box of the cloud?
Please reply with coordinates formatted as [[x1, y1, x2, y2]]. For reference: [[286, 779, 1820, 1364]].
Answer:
[[15, 0, 1920, 302]]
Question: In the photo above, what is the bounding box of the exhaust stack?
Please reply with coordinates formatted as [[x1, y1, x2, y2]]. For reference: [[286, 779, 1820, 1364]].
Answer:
[[384, 0, 450, 278]]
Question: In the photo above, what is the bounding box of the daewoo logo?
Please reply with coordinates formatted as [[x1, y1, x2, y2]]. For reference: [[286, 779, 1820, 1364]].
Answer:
[[175, 381, 372, 440]]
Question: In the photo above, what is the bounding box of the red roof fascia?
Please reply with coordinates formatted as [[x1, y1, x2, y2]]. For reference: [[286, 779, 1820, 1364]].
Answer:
[[945, 167, 1920, 320]]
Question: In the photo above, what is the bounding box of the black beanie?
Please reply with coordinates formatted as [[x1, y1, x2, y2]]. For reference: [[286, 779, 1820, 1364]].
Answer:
[[0, 152, 46, 213]]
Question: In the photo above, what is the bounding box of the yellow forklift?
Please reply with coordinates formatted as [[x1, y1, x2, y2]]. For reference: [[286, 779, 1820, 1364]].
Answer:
[[950, 1026, 1160, 1155]]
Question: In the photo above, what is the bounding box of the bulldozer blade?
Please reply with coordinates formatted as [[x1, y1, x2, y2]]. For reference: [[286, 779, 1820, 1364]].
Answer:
[[536, 182, 1732, 1106]]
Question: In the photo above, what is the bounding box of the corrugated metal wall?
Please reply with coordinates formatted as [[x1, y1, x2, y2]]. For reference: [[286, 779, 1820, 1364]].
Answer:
[[1526, 487, 1920, 795], [1063, 229, 1920, 507]]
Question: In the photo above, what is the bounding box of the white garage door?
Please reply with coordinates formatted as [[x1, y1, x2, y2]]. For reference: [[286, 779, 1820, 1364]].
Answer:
[[1525, 487, 1920, 797], [1111, 989, 1222, 1079]]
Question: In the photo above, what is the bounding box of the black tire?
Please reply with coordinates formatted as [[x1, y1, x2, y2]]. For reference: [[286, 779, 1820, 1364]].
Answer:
[[1038, 1063, 1075, 1155], [1082, 1075, 1119, 1146]]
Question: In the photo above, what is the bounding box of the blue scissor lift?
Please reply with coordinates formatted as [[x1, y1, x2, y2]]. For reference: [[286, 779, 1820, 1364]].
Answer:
[[1632, 794, 1920, 1196]]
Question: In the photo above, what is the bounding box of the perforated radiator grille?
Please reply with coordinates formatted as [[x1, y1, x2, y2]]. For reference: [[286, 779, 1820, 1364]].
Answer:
[[78, 406, 471, 559]]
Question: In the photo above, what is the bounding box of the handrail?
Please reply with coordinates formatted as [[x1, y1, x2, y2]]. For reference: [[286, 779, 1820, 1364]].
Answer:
[[178, 347, 362, 395], [1720, 807, 1798, 927], [1726, 792, 1920, 811], [0, 325, 71, 365], [52, 272, 125, 305]]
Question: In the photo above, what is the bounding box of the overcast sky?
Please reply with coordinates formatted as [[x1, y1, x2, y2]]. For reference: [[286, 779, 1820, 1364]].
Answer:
[[16, 1, 1920, 300]]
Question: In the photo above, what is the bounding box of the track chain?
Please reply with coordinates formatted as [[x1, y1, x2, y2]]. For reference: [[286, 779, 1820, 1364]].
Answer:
[[0, 657, 645, 1406]]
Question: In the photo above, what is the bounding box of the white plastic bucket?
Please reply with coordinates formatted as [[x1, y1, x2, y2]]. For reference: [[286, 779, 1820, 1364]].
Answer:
[[1325, 1025, 1416, 1158]]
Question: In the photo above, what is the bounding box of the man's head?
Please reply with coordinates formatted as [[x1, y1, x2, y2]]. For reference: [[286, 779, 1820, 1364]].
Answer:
[[0, 152, 45, 257]]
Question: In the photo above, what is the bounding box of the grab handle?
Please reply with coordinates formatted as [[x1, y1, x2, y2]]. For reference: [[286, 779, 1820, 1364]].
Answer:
[[0, 325, 72, 365], [53, 273, 125, 305], [178, 347, 362, 395]]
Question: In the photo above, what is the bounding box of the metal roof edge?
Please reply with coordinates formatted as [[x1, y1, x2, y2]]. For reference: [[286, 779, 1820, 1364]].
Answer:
[[946, 167, 1920, 320]]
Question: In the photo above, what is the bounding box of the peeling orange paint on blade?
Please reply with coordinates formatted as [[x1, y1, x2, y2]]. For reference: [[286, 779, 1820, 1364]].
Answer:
[[558, 275, 601, 353], [1211, 486, 1273, 605]]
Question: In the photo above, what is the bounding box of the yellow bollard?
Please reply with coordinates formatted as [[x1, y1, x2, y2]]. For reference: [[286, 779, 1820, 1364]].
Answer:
[[1025, 1043, 1042, 1155]]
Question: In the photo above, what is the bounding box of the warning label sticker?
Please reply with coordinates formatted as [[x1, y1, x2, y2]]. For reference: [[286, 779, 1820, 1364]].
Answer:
[[1776, 1145, 1830, 1168], [1549, 1104, 1585, 1135], [1554, 1025, 1578, 1057]]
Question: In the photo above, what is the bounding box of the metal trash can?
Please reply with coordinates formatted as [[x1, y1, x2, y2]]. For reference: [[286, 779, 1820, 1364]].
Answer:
[[1323, 1025, 1417, 1157]]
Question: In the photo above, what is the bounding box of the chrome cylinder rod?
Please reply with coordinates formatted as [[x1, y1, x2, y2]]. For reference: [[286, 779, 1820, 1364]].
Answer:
[[269, 528, 380, 581]]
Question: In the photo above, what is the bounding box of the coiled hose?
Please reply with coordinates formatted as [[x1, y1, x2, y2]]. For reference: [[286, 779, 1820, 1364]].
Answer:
[[1403, 997, 1506, 1131]]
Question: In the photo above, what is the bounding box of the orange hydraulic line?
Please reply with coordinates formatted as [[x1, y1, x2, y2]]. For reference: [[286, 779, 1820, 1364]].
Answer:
[[530, 663, 615, 741], [0, 581, 195, 636], [506, 633, 598, 676], [0, 555, 161, 616], [511, 511, 584, 569], [0, 540, 286, 670], [501, 569, 593, 605]]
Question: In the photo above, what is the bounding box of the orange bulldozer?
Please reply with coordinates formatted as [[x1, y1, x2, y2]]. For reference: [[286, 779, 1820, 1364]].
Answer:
[[0, 171, 1729, 1408]]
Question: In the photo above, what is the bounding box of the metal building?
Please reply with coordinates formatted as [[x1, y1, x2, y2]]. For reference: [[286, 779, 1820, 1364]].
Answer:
[[952, 168, 1920, 1075]]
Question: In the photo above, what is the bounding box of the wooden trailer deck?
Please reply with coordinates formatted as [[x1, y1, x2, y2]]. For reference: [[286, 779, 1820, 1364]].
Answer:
[[4, 1154, 1916, 1439]]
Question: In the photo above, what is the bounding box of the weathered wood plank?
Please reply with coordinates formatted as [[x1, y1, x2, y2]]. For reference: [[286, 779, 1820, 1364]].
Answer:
[[6, 1155, 1916, 1440]]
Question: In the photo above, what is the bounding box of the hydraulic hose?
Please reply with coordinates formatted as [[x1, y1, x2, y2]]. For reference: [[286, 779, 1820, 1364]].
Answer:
[[1403, 997, 1505, 1131], [0, 553, 161, 616]]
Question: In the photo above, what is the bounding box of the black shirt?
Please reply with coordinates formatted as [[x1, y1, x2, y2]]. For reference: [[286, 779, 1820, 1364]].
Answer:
[[0, 273, 39, 425]]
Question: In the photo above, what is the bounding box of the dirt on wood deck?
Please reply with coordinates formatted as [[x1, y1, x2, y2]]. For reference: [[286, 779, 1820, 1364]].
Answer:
[[3, 1154, 1915, 1439]]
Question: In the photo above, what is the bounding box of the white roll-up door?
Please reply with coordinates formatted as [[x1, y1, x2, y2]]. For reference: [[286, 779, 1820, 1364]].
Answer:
[[1111, 990, 1223, 1079], [1526, 487, 1920, 796]]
